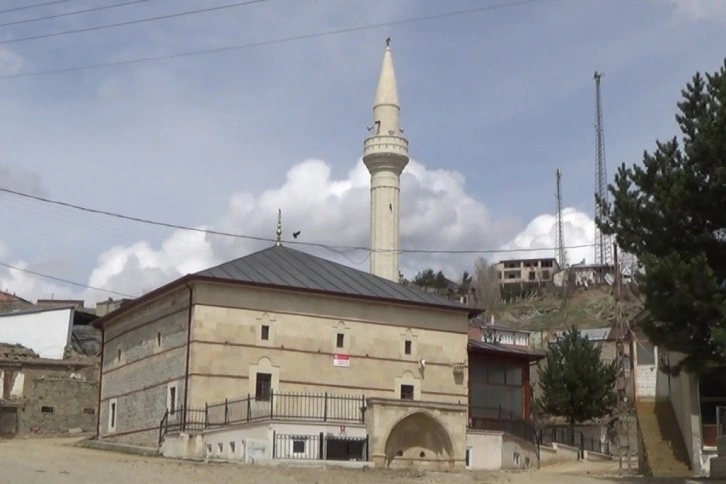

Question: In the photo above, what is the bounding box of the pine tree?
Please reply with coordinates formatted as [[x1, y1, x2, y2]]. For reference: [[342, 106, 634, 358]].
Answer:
[[597, 61, 726, 375], [537, 327, 617, 435]]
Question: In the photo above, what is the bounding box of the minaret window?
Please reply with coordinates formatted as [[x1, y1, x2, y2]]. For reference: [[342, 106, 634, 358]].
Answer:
[[374, 120, 381, 135]]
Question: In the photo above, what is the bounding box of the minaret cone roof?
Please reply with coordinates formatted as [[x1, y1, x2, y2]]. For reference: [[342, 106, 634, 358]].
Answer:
[[374, 40, 399, 107]]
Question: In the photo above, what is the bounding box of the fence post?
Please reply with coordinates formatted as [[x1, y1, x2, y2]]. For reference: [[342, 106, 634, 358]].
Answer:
[[319, 431, 324, 460], [361, 395, 366, 423], [323, 392, 328, 422], [272, 430, 276, 459], [224, 398, 229, 424], [204, 403, 209, 428], [270, 389, 274, 419], [246, 394, 251, 422], [365, 434, 369, 461]]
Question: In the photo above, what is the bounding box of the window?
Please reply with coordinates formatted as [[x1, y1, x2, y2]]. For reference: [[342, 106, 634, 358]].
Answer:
[[292, 439, 306, 454], [261, 325, 270, 341], [469, 360, 525, 419], [83, 408, 95, 415], [117, 349, 121, 362], [400, 384, 414, 400], [528, 272, 536, 281], [168, 385, 177, 415], [336, 333, 345, 348], [41, 406, 54, 413], [637, 341, 656, 366], [157, 332, 162, 347], [109, 400, 117, 432], [542, 270, 551, 280], [255, 373, 272, 401], [404, 340, 412, 355]]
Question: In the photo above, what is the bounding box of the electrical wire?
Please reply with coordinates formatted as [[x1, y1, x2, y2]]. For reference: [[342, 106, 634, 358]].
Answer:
[[0, 0, 150, 29], [0, 0, 272, 45], [0, 0, 70, 16], [0, 260, 136, 298], [0, 0, 550, 80], [0, 185, 594, 255]]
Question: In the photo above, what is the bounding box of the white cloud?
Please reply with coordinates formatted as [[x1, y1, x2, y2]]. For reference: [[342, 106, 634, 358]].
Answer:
[[0, 158, 596, 304], [499, 208, 595, 266]]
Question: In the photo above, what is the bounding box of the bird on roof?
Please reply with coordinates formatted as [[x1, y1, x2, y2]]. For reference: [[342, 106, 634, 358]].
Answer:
[[292, 231, 301, 239]]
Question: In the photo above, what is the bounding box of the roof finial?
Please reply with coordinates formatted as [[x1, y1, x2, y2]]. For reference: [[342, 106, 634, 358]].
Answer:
[[386, 37, 391, 48], [275, 209, 282, 247]]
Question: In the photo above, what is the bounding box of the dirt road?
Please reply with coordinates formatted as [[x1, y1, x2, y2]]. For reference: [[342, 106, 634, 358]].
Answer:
[[0, 438, 706, 484]]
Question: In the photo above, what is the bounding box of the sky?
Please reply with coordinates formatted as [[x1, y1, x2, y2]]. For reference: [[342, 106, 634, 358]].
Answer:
[[0, 0, 725, 306]]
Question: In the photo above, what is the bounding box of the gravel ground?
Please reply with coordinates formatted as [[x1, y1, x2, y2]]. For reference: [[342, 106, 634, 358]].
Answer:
[[0, 438, 707, 484]]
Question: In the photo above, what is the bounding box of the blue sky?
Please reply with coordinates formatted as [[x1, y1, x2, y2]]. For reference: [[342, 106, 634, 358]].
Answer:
[[0, 0, 725, 302]]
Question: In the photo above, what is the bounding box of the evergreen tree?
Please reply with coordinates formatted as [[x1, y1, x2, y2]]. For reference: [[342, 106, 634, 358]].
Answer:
[[597, 61, 726, 374], [537, 327, 617, 434]]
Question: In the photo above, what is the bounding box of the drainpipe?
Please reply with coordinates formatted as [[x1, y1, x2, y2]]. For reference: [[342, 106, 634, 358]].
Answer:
[[95, 325, 105, 440], [182, 281, 193, 431]]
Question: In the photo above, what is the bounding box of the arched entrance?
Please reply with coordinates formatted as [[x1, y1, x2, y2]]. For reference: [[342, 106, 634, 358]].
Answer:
[[383, 411, 455, 469]]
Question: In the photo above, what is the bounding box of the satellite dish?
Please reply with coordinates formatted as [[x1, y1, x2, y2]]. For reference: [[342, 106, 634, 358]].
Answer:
[[604, 273, 615, 286]]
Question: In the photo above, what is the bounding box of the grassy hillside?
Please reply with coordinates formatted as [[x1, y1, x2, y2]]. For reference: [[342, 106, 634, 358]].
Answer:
[[493, 283, 644, 335]]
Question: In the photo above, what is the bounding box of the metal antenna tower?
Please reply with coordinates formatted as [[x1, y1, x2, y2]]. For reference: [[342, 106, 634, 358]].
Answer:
[[594, 71, 612, 266], [555, 168, 567, 268]]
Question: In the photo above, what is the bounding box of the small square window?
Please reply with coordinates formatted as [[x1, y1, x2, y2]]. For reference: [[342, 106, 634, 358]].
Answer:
[[400, 384, 414, 400], [261, 325, 270, 341], [404, 340, 412, 355], [336, 333, 345, 348], [41, 406, 54, 414], [292, 439, 306, 454]]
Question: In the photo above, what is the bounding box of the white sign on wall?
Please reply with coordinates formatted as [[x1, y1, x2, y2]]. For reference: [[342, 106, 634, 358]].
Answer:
[[333, 353, 350, 367]]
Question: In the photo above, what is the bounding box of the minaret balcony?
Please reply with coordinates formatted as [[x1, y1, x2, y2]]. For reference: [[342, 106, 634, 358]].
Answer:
[[363, 135, 409, 159]]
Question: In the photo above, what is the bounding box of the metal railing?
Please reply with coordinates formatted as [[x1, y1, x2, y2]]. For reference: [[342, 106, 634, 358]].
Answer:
[[468, 405, 536, 444], [542, 425, 612, 456], [159, 391, 366, 444]]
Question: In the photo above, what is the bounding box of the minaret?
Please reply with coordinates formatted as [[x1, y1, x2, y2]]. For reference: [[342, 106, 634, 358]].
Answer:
[[362, 38, 409, 282]]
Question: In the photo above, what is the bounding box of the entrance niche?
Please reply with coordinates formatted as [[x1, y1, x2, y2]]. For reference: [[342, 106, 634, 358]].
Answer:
[[384, 411, 454, 470]]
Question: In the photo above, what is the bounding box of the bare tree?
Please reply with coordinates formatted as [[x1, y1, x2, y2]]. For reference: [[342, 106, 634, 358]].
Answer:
[[471, 257, 502, 312]]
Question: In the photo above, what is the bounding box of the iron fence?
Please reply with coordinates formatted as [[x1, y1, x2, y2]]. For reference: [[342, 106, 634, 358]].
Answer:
[[468, 405, 536, 444], [271, 431, 369, 461], [205, 391, 366, 427], [543, 426, 611, 456], [159, 391, 366, 443]]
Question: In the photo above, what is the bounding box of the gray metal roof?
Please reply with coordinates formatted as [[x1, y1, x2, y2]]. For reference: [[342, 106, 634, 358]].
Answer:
[[194, 245, 471, 311], [468, 340, 546, 360]]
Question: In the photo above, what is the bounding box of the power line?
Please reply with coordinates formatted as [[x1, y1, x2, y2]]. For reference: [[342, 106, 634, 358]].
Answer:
[[0, 0, 150, 29], [0, 260, 136, 298], [0, 0, 550, 80], [0, 0, 70, 16], [0, 0, 271, 46], [0, 185, 594, 255]]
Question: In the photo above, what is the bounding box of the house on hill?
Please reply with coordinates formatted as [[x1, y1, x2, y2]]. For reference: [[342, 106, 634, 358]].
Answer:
[[93, 241, 482, 469]]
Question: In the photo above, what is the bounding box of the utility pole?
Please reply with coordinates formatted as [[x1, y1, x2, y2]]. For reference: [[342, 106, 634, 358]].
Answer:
[[613, 243, 632, 473], [594, 72, 613, 267], [555, 168, 567, 269]]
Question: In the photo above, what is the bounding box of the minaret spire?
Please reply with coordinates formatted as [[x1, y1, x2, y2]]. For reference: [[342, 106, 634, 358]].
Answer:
[[275, 209, 282, 247], [363, 39, 409, 282]]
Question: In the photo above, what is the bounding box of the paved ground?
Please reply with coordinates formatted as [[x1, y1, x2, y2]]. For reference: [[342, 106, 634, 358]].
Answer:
[[0, 438, 709, 484]]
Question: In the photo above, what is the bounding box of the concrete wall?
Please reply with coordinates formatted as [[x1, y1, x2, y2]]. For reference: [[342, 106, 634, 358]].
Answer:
[[0, 361, 98, 436], [187, 282, 469, 407], [99, 286, 190, 445], [667, 350, 705, 474], [466, 430, 503, 469]]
